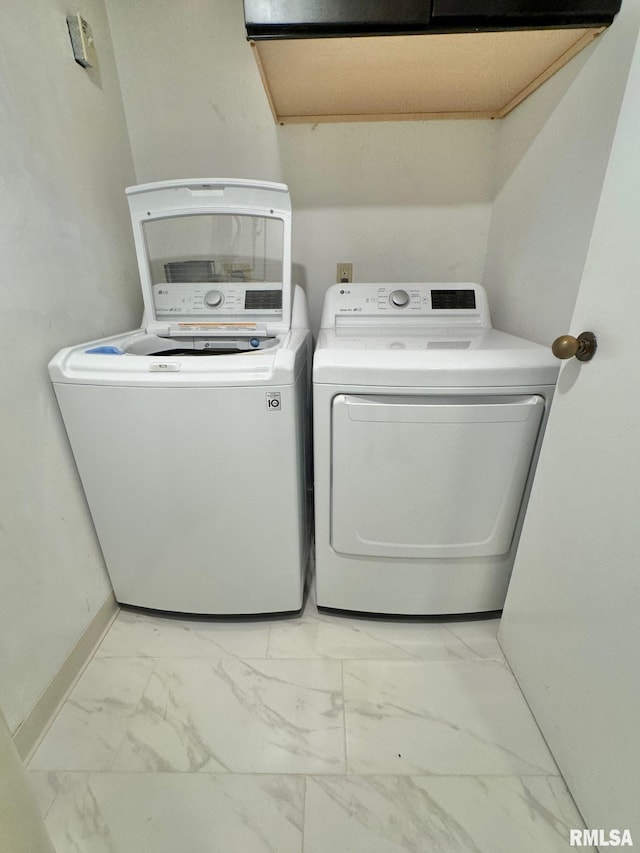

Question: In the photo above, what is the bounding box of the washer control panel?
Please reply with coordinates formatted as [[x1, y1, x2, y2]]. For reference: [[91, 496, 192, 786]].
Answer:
[[321, 283, 491, 329], [152, 283, 282, 317]]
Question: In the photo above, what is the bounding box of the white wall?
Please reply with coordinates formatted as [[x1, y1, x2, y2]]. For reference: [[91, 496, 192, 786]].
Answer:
[[105, 0, 283, 184], [106, 0, 497, 331], [281, 121, 496, 329], [483, 7, 640, 345], [0, 0, 139, 734]]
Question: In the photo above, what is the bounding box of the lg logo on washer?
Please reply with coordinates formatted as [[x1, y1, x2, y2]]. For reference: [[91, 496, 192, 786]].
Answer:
[[266, 392, 282, 411]]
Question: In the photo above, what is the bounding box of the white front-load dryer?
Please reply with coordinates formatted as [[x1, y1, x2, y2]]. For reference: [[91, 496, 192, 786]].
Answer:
[[313, 283, 559, 615], [49, 180, 313, 615]]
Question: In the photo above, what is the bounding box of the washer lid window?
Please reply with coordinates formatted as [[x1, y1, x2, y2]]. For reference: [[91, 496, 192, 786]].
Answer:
[[126, 179, 293, 338]]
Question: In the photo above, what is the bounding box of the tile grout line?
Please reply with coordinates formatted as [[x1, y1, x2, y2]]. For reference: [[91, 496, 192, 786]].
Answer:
[[340, 659, 349, 777], [28, 768, 565, 779], [265, 623, 273, 660], [300, 774, 307, 853], [106, 654, 159, 772]]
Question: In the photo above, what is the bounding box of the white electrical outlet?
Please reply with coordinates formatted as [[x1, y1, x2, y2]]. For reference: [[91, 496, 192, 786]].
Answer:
[[337, 263, 353, 283]]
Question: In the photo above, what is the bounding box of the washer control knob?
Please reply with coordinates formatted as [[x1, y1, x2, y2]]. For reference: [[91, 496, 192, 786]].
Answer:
[[204, 289, 224, 308], [390, 289, 410, 308]]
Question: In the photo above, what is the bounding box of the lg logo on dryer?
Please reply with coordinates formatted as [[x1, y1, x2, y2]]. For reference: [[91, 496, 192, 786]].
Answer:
[[266, 392, 282, 411]]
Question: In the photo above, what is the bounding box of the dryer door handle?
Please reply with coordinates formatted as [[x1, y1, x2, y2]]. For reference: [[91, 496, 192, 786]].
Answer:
[[339, 394, 543, 425]]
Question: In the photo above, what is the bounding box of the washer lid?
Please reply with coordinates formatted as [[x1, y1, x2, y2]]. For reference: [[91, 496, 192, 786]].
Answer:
[[126, 179, 293, 338]]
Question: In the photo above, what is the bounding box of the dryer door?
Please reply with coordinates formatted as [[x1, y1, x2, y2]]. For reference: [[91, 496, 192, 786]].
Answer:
[[331, 393, 544, 559]]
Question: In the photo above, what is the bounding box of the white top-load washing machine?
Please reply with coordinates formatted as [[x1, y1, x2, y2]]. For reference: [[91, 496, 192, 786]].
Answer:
[[313, 283, 559, 615], [49, 179, 312, 615]]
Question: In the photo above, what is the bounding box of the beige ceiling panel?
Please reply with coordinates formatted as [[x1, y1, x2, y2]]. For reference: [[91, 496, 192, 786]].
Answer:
[[251, 27, 603, 122]]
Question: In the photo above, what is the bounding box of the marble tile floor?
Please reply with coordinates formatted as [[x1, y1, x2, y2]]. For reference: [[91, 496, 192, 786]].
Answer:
[[27, 586, 592, 852]]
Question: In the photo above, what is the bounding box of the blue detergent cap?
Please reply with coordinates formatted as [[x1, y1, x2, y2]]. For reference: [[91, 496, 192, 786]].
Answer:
[[85, 345, 125, 355]]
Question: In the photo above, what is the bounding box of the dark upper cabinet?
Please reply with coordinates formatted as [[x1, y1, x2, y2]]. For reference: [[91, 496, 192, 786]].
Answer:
[[431, 0, 621, 28], [244, 0, 621, 39]]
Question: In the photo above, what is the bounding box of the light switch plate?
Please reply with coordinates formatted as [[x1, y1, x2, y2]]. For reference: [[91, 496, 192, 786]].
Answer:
[[67, 14, 97, 69]]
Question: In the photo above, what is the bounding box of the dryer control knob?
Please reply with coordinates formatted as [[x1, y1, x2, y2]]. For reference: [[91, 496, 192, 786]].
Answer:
[[204, 289, 224, 308], [390, 289, 410, 308]]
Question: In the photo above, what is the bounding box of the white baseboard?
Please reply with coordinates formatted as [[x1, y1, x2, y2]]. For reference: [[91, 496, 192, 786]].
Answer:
[[13, 594, 119, 762]]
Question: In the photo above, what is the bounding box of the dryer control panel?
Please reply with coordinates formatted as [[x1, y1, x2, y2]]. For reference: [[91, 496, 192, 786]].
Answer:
[[320, 283, 491, 329]]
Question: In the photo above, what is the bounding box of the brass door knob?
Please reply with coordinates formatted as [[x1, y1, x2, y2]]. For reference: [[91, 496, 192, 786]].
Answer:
[[551, 331, 597, 362]]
